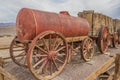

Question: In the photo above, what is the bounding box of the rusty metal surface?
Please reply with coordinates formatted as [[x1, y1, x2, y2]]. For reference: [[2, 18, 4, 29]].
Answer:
[[59, 11, 70, 16], [16, 8, 90, 41]]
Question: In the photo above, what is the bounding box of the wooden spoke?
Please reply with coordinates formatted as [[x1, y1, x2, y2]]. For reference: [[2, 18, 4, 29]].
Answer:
[[43, 61, 49, 75], [52, 36, 59, 50], [57, 53, 66, 57], [13, 48, 25, 51], [52, 59, 59, 71], [14, 44, 24, 47], [42, 38, 49, 51], [56, 46, 65, 53], [37, 59, 48, 74], [83, 49, 87, 55], [56, 58, 64, 64], [89, 44, 94, 49], [54, 41, 62, 50], [50, 61, 53, 75], [32, 54, 48, 58], [35, 45, 48, 54], [14, 51, 25, 56], [14, 52, 26, 58], [33, 58, 47, 68], [17, 56, 25, 63]]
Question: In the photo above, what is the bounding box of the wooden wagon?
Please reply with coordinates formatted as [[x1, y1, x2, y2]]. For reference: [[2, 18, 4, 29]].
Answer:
[[9, 8, 111, 80], [9, 8, 95, 80], [78, 10, 119, 50]]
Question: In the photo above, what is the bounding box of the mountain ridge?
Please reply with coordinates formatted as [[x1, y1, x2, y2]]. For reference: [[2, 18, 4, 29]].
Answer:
[[0, 23, 15, 27]]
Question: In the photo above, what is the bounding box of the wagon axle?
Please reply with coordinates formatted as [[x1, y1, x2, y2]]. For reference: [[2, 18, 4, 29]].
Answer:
[[47, 51, 57, 60]]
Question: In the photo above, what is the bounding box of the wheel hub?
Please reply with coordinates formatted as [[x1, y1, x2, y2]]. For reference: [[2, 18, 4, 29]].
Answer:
[[48, 51, 57, 60]]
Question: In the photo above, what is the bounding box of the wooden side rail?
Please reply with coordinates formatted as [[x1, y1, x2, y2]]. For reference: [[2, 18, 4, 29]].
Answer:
[[0, 57, 17, 80], [113, 54, 120, 80], [86, 57, 115, 80], [0, 57, 4, 80]]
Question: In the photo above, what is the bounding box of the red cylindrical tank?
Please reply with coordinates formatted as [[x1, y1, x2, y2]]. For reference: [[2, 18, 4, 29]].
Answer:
[[16, 8, 90, 41]]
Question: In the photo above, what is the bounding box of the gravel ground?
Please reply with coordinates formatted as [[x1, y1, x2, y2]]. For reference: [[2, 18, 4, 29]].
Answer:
[[0, 45, 119, 80]]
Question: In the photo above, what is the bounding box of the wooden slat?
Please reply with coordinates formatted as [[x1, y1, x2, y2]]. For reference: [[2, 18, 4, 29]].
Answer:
[[107, 72, 114, 80], [0, 57, 4, 80], [0, 67, 17, 80], [0, 46, 9, 50], [113, 54, 120, 80], [0, 57, 17, 80], [66, 36, 88, 42], [85, 57, 115, 80]]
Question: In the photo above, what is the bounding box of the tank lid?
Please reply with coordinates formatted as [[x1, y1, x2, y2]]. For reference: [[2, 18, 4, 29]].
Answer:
[[59, 11, 70, 16]]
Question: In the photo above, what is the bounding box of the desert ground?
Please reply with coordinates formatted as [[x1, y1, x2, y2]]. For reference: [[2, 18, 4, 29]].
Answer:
[[0, 26, 120, 80], [0, 26, 15, 58]]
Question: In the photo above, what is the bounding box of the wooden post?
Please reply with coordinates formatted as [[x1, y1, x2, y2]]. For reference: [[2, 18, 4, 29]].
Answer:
[[0, 57, 4, 80], [0, 67, 17, 80], [0, 57, 17, 80], [113, 54, 120, 80]]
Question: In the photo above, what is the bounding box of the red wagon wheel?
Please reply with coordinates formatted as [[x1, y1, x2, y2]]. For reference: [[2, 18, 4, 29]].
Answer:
[[10, 36, 28, 68], [97, 27, 109, 54], [112, 32, 118, 47], [81, 37, 94, 61], [27, 31, 68, 80]]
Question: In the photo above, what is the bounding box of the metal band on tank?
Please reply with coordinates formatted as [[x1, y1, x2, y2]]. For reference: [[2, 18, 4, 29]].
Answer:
[[31, 10, 38, 36]]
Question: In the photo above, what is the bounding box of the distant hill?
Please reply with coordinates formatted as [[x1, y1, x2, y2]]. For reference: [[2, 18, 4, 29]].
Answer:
[[0, 23, 15, 27], [0, 25, 16, 36]]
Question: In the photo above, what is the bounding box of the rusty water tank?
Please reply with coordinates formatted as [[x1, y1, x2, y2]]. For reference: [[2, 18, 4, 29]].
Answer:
[[16, 8, 90, 41]]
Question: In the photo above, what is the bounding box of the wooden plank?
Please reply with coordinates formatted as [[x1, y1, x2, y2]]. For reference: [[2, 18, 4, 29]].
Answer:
[[0, 46, 9, 50], [0, 57, 4, 80], [107, 72, 114, 80], [85, 57, 115, 80], [66, 36, 88, 42], [0, 67, 17, 80], [0, 57, 17, 80], [113, 54, 120, 80]]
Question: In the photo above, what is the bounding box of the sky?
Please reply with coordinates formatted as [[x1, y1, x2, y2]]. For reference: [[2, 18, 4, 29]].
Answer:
[[0, 0, 120, 23]]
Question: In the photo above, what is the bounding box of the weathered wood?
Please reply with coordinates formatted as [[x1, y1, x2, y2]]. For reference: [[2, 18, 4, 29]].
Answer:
[[113, 54, 120, 80], [0, 57, 4, 80], [0, 46, 9, 50], [66, 36, 88, 42], [0, 57, 17, 80], [107, 72, 114, 80], [106, 64, 115, 73], [85, 57, 115, 80], [0, 67, 17, 80], [114, 19, 120, 31]]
